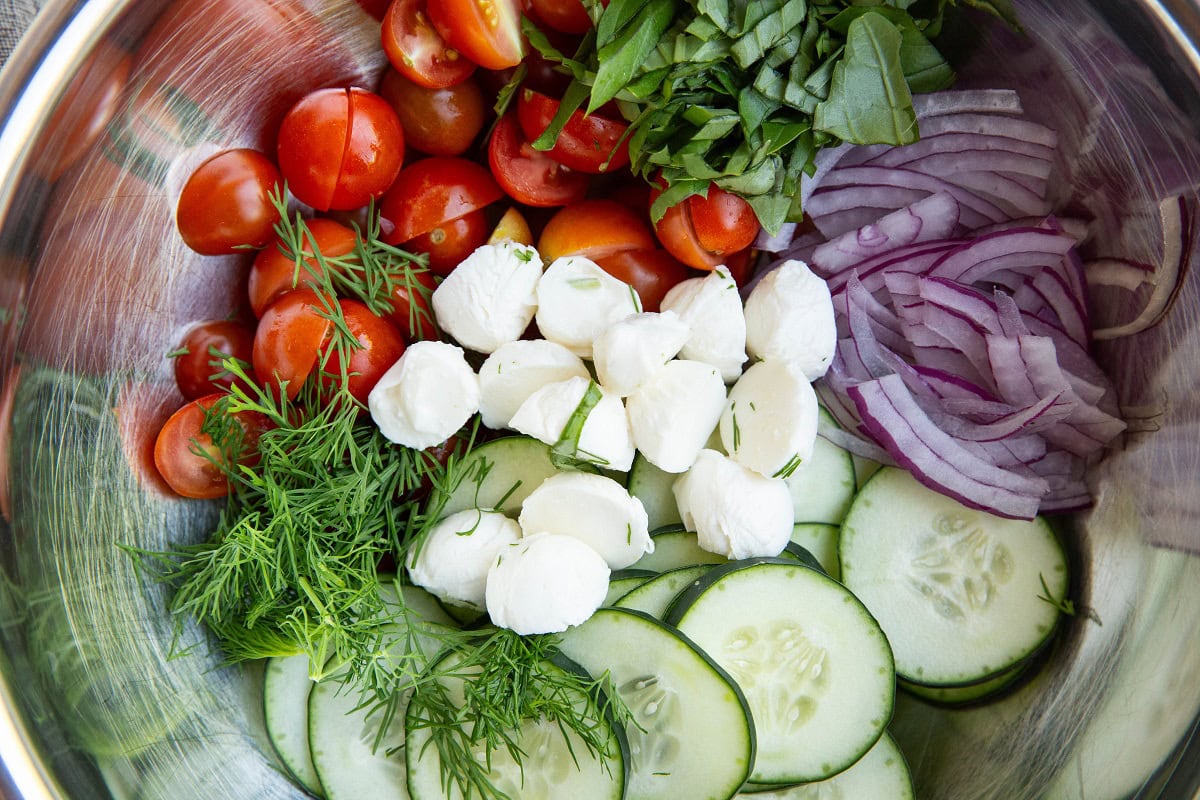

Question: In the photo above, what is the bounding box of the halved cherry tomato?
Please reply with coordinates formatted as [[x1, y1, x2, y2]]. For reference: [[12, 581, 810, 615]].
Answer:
[[321, 300, 406, 404], [488, 113, 589, 207], [277, 87, 405, 211], [407, 209, 489, 275], [528, 0, 593, 34], [379, 68, 485, 157], [252, 289, 334, 399], [248, 219, 359, 317], [517, 89, 630, 174], [488, 206, 534, 245], [427, 0, 524, 71], [174, 320, 257, 400], [538, 199, 656, 262], [379, 157, 502, 244], [153, 393, 271, 499], [595, 248, 693, 313], [176, 148, 282, 255], [382, 0, 476, 89], [386, 269, 439, 341], [650, 181, 760, 270]]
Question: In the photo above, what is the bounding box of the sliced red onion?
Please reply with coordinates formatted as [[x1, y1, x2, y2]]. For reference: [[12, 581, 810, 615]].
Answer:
[[811, 193, 960, 274], [753, 222, 798, 253], [849, 374, 1048, 520], [911, 89, 1024, 117]]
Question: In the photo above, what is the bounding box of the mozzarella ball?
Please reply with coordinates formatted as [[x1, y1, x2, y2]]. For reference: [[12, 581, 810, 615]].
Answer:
[[508, 376, 635, 472], [720, 360, 819, 477], [518, 472, 652, 570], [592, 311, 691, 396], [368, 341, 479, 448], [478, 339, 590, 430], [431, 241, 543, 354], [486, 532, 610, 635], [660, 266, 747, 382], [672, 450, 794, 559], [406, 510, 521, 609], [535, 256, 643, 358], [744, 259, 836, 380], [626, 360, 726, 474]]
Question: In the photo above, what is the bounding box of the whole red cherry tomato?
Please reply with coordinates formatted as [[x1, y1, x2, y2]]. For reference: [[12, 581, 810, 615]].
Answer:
[[427, 0, 524, 71], [173, 320, 257, 400], [321, 300, 406, 404], [595, 248, 694, 313], [252, 289, 334, 399], [176, 148, 282, 255], [248, 219, 359, 317], [405, 210, 490, 275], [528, 0, 593, 34], [153, 393, 270, 499], [379, 68, 485, 157], [277, 87, 405, 212], [382, 0, 477, 89], [516, 89, 630, 174], [488, 113, 589, 207]]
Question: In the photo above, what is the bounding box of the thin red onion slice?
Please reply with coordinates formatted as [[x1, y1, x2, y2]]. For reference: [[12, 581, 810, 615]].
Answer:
[[811, 193, 960, 274]]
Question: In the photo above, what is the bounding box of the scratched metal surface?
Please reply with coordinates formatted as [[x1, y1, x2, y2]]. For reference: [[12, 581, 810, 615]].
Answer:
[[0, 1, 1197, 798]]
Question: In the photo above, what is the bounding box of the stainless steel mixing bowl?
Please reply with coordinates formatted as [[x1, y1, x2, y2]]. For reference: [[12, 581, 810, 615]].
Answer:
[[0, 0, 1198, 798]]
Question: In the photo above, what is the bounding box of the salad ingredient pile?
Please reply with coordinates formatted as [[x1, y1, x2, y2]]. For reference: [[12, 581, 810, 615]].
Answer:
[[131, 0, 1138, 797]]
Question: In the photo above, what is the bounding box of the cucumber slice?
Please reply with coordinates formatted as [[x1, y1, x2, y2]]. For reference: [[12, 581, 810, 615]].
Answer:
[[434, 436, 559, 518], [899, 658, 1032, 706], [605, 569, 658, 606], [613, 564, 711, 619], [632, 527, 729, 572], [839, 467, 1068, 685], [784, 410, 856, 524], [789, 523, 840, 579], [309, 679, 411, 799], [557, 607, 754, 800], [628, 454, 683, 531], [669, 560, 894, 784], [405, 653, 626, 800], [263, 654, 323, 796], [736, 732, 913, 798]]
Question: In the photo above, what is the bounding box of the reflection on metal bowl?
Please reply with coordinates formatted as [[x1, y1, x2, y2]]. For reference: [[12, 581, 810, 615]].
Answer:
[[0, 0, 1199, 798]]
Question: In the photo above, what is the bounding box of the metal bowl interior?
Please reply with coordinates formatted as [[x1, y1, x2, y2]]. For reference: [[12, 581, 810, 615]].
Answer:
[[0, 1, 1199, 798]]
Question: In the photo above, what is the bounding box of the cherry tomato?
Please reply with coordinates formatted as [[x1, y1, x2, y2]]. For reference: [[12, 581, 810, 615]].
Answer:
[[153, 393, 270, 499], [248, 219, 359, 317], [174, 320, 257, 400], [176, 149, 282, 255], [538, 199, 656, 262], [488, 206, 534, 245], [517, 89, 630, 174], [427, 0, 525, 71], [528, 0, 593, 34], [386, 269, 439, 341], [321, 300, 406, 404], [355, 0, 392, 20], [488, 113, 589, 207], [382, 0, 476, 89], [379, 68, 485, 157], [380, 157, 502, 244], [595, 248, 693, 313], [277, 87, 405, 212], [407, 209, 489, 275], [252, 289, 334, 399], [650, 182, 760, 270]]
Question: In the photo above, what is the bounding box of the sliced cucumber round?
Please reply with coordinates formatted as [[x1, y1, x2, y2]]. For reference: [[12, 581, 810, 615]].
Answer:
[[263, 654, 323, 796], [631, 527, 729, 572], [604, 569, 658, 606], [556, 607, 754, 800], [899, 658, 1033, 707], [432, 436, 559, 518], [783, 409, 857, 525], [669, 560, 894, 784], [612, 564, 712, 619], [628, 453, 683, 531], [736, 731, 913, 798], [405, 653, 626, 800], [788, 523, 840, 579], [839, 467, 1068, 685], [309, 678, 411, 799]]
